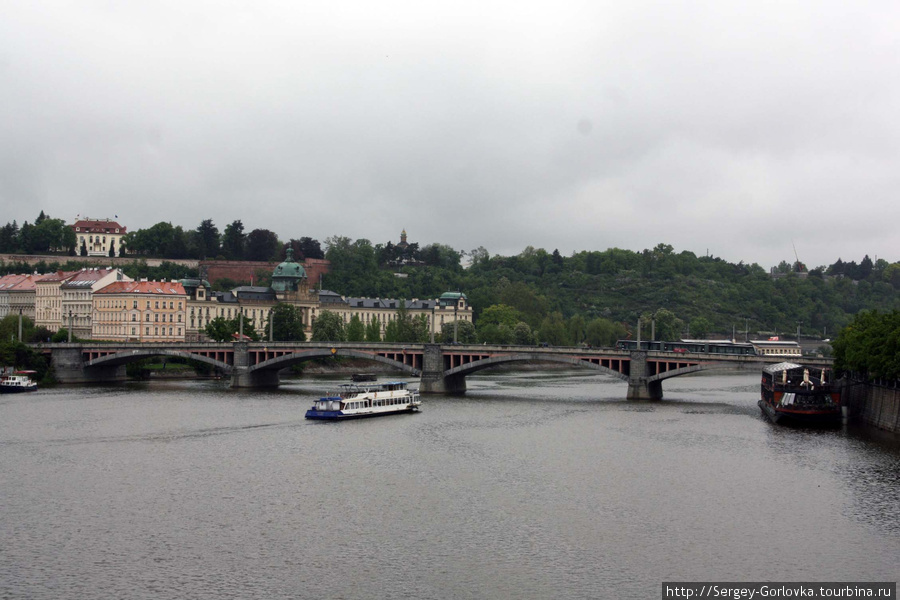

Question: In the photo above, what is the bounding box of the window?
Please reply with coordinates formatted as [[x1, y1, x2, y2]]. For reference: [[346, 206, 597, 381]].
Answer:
[[154, 301, 159, 309], [133, 301, 137, 308], [154, 314, 159, 322], [131, 314, 136, 322]]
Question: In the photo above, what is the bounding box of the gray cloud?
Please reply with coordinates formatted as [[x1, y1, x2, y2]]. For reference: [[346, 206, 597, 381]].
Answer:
[[2, 0, 898, 268]]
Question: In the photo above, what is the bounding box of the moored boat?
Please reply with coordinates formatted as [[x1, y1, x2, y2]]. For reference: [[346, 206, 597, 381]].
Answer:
[[758, 362, 841, 426], [305, 381, 421, 420], [0, 371, 39, 393]]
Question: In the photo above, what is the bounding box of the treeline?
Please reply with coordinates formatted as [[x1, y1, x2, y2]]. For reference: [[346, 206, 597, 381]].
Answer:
[[321, 240, 900, 346], [833, 310, 900, 380], [0, 257, 198, 282], [0, 211, 77, 255], [121, 219, 325, 262]]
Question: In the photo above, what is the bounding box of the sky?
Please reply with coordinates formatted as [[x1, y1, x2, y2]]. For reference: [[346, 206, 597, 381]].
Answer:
[[2, 1, 898, 270]]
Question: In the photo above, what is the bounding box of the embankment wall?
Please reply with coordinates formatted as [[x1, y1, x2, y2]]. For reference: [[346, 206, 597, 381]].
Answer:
[[844, 379, 900, 433]]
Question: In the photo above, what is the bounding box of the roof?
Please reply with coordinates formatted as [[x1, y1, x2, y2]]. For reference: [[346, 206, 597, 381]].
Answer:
[[3, 275, 38, 292], [36, 271, 77, 284], [72, 219, 126, 234], [762, 362, 804, 373], [95, 281, 186, 295]]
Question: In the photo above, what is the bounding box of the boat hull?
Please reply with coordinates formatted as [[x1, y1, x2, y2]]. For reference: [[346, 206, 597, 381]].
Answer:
[[758, 399, 841, 427], [305, 406, 420, 420], [0, 385, 38, 394]]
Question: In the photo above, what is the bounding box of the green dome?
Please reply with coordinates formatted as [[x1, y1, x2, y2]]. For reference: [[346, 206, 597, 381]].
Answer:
[[271, 247, 306, 292]]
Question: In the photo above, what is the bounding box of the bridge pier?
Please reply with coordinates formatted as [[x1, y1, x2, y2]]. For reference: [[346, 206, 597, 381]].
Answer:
[[51, 346, 127, 383], [626, 378, 663, 400], [419, 344, 467, 394], [231, 341, 280, 388], [627, 351, 663, 400]]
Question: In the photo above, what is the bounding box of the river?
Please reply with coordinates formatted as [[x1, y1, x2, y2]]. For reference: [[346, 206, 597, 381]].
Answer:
[[1, 370, 898, 599]]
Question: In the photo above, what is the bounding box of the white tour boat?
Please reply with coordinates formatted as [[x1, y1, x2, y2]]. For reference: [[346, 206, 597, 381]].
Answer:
[[305, 381, 421, 420], [0, 371, 39, 393]]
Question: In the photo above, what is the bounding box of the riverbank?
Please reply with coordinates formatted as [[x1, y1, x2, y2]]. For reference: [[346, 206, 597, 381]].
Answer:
[[844, 378, 900, 434]]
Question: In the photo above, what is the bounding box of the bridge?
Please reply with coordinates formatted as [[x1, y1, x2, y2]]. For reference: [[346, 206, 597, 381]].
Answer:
[[38, 341, 833, 400]]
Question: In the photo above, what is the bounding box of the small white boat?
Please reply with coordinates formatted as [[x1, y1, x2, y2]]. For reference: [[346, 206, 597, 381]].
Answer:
[[305, 381, 421, 420], [0, 371, 39, 393]]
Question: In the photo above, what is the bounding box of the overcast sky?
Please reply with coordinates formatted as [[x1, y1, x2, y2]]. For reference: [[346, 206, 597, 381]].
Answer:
[[2, 1, 898, 269]]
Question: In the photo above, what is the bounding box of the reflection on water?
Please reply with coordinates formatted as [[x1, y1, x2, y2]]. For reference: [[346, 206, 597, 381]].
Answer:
[[1, 371, 898, 600]]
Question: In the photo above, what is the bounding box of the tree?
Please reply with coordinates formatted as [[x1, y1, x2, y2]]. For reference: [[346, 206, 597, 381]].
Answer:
[[478, 304, 523, 329], [311, 310, 345, 341], [689, 317, 714, 339], [204, 315, 259, 342], [346, 315, 365, 341], [222, 220, 246, 260], [537, 312, 569, 346], [584, 318, 625, 348], [441, 320, 476, 344], [195, 219, 220, 259], [365, 316, 382, 341], [513, 322, 535, 345], [270, 303, 306, 341], [246, 229, 281, 262]]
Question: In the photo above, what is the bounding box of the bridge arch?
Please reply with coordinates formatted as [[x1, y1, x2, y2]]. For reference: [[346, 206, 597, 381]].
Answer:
[[86, 349, 232, 372], [443, 353, 630, 382], [247, 348, 421, 376]]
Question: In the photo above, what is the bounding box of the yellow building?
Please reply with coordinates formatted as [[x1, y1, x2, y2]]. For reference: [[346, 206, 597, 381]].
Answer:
[[61, 268, 132, 339], [92, 281, 187, 342], [34, 271, 76, 332]]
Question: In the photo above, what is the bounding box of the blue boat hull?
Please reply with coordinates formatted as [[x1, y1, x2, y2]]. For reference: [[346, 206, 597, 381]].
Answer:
[[305, 407, 419, 420]]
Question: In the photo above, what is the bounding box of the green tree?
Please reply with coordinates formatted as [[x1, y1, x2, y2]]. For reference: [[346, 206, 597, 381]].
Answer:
[[346, 315, 365, 341], [312, 310, 346, 341], [512, 322, 535, 345], [195, 219, 220, 259], [441, 320, 476, 344], [246, 229, 281, 262], [222, 220, 246, 260], [537, 312, 569, 346], [0, 314, 35, 343], [584, 318, 626, 347], [270, 303, 306, 341], [204, 315, 259, 342], [689, 317, 714, 339], [365, 316, 382, 341]]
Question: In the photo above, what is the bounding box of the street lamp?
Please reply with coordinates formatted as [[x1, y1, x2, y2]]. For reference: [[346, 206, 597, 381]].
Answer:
[[453, 302, 458, 344], [430, 304, 435, 344], [68, 310, 73, 343]]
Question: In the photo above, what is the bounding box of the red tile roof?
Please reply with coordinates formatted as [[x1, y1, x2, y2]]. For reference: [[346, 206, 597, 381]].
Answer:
[[95, 281, 186, 295], [72, 219, 126, 234]]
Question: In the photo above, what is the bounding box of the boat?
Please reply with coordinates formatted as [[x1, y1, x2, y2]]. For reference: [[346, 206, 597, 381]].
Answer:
[[0, 371, 39, 393], [305, 381, 421, 420], [758, 362, 841, 426]]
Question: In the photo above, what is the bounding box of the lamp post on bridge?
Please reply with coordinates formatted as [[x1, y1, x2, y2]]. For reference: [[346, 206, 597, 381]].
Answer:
[[68, 310, 73, 343]]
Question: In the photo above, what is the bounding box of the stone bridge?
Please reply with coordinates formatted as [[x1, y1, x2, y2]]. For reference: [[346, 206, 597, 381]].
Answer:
[[38, 341, 833, 400]]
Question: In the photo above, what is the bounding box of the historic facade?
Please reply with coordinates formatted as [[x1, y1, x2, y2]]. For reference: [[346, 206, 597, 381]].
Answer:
[[184, 247, 473, 341], [0, 274, 39, 321], [34, 271, 76, 332], [72, 218, 127, 257], [61, 268, 132, 338], [92, 280, 187, 342]]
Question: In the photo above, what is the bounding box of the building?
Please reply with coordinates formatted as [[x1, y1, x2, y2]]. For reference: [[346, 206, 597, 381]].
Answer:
[[35, 271, 77, 332], [0, 274, 40, 322], [749, 339, 803, 357], [184, 247, 473, 342], [92, 280, 187, 342], [316, 290, 472, 340], [61, 268, 132, 339], [72, 218, 127, 257]]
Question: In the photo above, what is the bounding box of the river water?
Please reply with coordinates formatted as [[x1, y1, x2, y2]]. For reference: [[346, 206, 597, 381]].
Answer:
[[1, 370, 898, 599]]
